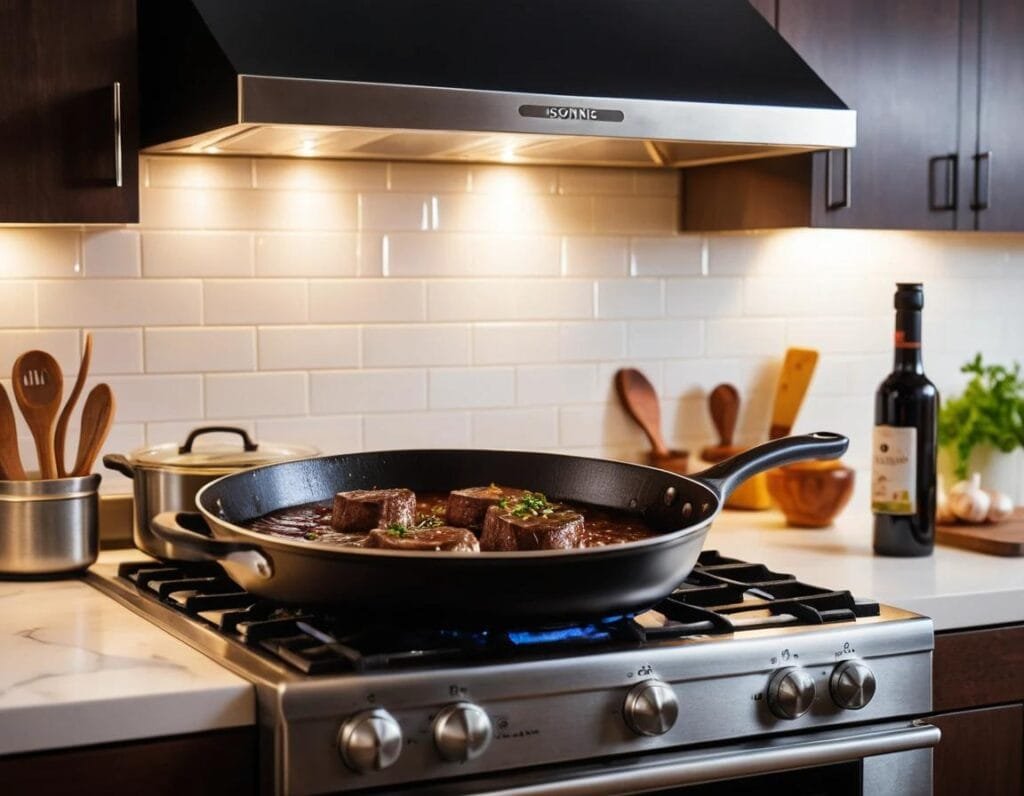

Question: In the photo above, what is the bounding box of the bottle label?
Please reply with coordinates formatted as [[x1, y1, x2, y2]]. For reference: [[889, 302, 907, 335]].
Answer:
[[871, 426, 917, 515]]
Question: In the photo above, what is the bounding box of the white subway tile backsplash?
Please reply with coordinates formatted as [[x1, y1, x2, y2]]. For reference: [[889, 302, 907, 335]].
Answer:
[[596, 280, 663, 318], [633, 170, 679, 197], [665, 278, 743, 317], [705, 318, 787, 357], [255, 415, 362, 455], [309, 280, 426, 323], [562, 237, 629, 278], [390, 163, 470, 193], [361, 193, 432, 231], [384, 233, 471, 277], [469, 165, 558, 195], [516, 364, 600, 406], [0, 330, 78, 377], [255, 233, 358, 277], [87, 328, 144, 375], [143, 232, 253, 278], [439, 194, 593, 235], [146, 327, 256, 373], [559, 404, 649, 448], [630, 237, 703, 276], [558, 167, 635, 196], [311, 370, 427, 414], [472, 323, 560, 365], [363, 411, 471, 449], [38, 280, 200, 327], [467, 234, 561, 277], [104, 375, 203, 422], [141, 188, 359, 231], [255, 159, 387, 192], [0, 229, 80, 279], [147, 156, 253, 189], [258, 326, 360, 370], [0, 282, 36, 327], [429, 367, 515, 409], [82, 230, 140, 278], [786, 317, 890, 354], [627, 319, 703, 360], [471, 407, 559, 449], [206, 372, 307, 418], [559, 322, 626, 361], [364, 325, 470, 367], [594, 196, 676, 234], [427, 280, 593, 322], [203, 279, 307, 325]]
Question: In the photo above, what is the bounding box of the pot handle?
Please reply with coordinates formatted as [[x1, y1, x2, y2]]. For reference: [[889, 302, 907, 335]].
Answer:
[[179, 426, 258, 454], [692, 432, 849, 502], [150, 511, 274, 580], [103, 453, 135, 478]]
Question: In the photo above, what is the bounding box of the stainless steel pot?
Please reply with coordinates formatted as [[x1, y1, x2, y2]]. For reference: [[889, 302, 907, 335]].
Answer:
[[104, 426, 316, 561], [0, 474, 100, 577]]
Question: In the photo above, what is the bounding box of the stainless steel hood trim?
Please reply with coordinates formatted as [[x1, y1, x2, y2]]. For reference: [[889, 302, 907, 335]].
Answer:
[[237, 74, 857, 150]]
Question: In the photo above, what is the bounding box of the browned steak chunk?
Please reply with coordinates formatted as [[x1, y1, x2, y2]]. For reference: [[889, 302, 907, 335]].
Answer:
[[366, 526, 480, 552], [446, 485, 528, 530], [480, 505, 584, 551], [331, 488, 415, 533]]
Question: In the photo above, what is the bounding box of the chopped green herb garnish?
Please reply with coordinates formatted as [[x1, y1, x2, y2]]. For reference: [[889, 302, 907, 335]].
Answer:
[[414, 513, 444, 529], [386, 523, 408, 537], [507, 491, 551, 518], [303, 531, 319, 541]]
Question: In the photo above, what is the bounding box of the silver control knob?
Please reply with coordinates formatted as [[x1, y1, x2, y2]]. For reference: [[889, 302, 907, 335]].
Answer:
[[623, 679, 679, 736], [767, 667, 816, 720], [830, 660, 876, 710], [337, 708, 403, 773], [433, 701, 493, 762]]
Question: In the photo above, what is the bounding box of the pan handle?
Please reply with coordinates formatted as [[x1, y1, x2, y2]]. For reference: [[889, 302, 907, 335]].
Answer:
[[692, 432, 848, 502], [150, 511, 274, 580]]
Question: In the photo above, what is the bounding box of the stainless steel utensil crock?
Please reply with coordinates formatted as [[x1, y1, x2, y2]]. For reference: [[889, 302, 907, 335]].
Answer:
[[104, 426, 316, 561], [0, 474, 100, 577]]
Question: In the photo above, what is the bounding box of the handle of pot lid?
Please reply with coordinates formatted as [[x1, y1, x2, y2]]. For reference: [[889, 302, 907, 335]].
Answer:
[[102, 453, 135, 478], [692, 432, 848, 502], [179, 426, 258, 455], [150, 511, 273, 580]]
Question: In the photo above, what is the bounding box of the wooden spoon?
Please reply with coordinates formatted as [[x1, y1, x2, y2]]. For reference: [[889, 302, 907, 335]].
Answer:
[[614, 368, 670, 458], [12, 350, 63, 479], [55, 332, 93, 477], [70, 384, 115, 477], [708, 383, 740, 448], [768, 347, 819, 439], [0, 384, 27, 480]]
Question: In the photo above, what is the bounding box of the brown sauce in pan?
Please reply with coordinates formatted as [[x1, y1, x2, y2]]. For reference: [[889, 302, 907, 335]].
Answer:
[[246, 491, 656, 550]]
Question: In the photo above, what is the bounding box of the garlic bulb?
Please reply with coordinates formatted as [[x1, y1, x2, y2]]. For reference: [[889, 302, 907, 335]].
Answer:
[[949, 473, 991, 524], [985, 489, 1014, 523], [936, 475, 957, 525]]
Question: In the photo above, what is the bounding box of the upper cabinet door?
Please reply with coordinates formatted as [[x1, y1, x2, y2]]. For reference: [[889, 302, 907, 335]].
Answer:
[[969, 0, 1024, 231], [0, 0, 139, 224], [777, 0, 962, 230]]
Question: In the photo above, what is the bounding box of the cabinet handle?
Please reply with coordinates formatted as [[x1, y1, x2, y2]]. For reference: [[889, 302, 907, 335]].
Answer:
[[112, 81, 123, 188], [928, 154, 957, 211], [971, 151, 991, 211], [826, 148, 851, 210]]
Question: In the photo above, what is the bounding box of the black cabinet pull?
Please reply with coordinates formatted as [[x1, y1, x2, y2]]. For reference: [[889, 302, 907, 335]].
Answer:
[[971, 151, 992, 211], [826, 148, 852, 210], [928, 154, 957, 211], [112, 81, 123, 188]]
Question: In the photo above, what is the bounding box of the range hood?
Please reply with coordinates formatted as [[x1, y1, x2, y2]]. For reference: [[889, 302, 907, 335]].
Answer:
[[140, 0, 855, 169]]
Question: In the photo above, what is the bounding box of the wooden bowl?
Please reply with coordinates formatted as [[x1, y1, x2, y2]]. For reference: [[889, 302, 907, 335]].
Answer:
[[766, 462, 855, 528]]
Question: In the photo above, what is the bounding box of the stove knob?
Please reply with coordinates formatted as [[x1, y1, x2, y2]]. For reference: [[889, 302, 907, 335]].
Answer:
[[337, 709, 403, 773], [830, 660, 876, 710], [623, 679, 678, 736], [767, 667, 816, 720], [433, 701, 493, 762]]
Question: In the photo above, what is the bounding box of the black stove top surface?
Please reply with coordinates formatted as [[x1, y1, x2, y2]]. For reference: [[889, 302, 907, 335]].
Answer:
[[115, 551, 879, 676]]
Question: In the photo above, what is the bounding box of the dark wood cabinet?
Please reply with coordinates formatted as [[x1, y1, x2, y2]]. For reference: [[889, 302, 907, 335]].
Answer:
[[0, 0, 139, 223], [692, 1, 1024, 232], [930, 624, 1024, 795]]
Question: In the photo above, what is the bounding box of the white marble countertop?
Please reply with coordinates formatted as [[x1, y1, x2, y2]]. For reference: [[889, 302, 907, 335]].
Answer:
[[0, 567, 254, 757], [708, 509, 1024, 632]]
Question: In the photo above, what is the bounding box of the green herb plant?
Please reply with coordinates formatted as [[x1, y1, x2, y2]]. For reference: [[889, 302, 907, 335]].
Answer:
[[938, 354, 1024, 480]]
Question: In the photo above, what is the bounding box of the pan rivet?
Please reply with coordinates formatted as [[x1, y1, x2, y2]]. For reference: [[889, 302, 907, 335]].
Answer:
[[628, 498, 638, 509], [662, 487, 676, 506], [701, 502, 710, 515], [681, 502, 693, 519]]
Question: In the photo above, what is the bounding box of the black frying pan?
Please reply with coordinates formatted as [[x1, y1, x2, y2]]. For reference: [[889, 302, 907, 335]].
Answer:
[[151, 432, 847, 627]]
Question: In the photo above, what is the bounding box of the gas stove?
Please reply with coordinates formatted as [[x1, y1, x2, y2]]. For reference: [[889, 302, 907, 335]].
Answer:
[[87, 551, 938, 795]]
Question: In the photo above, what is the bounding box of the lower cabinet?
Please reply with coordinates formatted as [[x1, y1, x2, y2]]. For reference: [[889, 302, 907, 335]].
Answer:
[[0, 727, 256, 795], [930, 624, 1024, 795]]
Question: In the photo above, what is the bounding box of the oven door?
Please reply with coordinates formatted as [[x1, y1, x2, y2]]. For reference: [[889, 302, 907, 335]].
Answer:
[[410, 721, 940, 796]]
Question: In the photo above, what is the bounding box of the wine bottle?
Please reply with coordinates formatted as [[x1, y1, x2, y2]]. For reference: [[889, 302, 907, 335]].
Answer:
[[872, 283, 939, 556]]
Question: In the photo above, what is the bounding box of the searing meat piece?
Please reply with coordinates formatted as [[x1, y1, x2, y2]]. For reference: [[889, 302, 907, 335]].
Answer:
[[367, 526, 480, 552], [446, 485, 528, 530], [331, 488, 415, 533], [480, 505, 584, 551]]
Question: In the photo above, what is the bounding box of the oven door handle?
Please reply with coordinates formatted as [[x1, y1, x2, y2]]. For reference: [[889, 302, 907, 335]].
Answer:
[[485, 722, 940, 796]]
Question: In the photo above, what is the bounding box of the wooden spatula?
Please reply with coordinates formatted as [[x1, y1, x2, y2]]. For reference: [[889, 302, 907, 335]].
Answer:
[[768, 348, 819, 440], [0, 384, 27, 480], [55, 332, 93, 477], [70, 384, 115, 477], [12, 350, 63, 479], [614, 368, 670, 458]]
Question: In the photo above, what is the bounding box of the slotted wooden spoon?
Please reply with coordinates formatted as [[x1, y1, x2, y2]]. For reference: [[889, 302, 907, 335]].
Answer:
[[0, 384, 27, 480], [614, 368, 670, 458], [71, 383, 115, 477], [12, 350, 64, 479]]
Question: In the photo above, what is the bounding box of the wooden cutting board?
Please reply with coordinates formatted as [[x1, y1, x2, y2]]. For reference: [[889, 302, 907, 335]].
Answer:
[[937, 508, 1024, 556]]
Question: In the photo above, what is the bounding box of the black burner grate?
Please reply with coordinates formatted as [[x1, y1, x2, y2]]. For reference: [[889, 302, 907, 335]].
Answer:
[[116, 550, 879, 675]]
